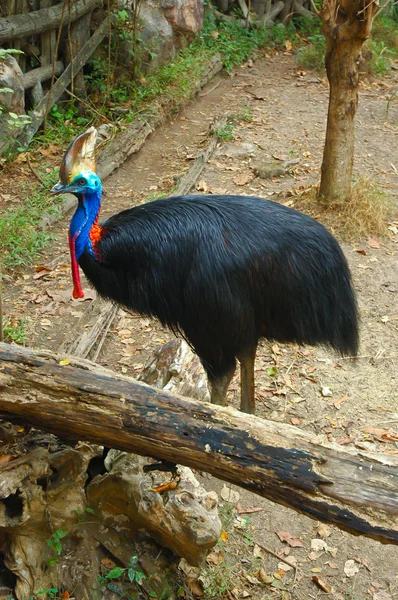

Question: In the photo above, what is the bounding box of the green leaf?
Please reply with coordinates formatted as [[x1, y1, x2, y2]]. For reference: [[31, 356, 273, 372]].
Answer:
[[127, 568, 136, 583], [48, 556, 58, 567], [8, 112, 18, 119], [266, 366, 278, 377], [149, 592, 158, 598], [55, 529, 68, 539], [106, 566, 125, 579], [106, 582, 124, 595], [135, 570, 145, 584], [85, 507, 96, 514]]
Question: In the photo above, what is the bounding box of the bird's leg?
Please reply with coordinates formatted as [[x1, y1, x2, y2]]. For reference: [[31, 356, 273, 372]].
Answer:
[[209, 365, 235, 406], [239, 346, 257, 414]]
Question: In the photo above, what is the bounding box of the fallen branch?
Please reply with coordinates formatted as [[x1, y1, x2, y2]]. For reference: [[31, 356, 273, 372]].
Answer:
[[61, 299, 119, 360], [173, 115, 227, 196], [23, 61, 64, 89], [0, 342, 397, 545], [0, 0, 101, 43]]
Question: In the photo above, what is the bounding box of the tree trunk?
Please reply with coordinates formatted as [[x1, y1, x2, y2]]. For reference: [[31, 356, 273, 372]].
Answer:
[[318, 0, 378, 203], [0, 342, 398, 546], [319, 39, 362, 201]]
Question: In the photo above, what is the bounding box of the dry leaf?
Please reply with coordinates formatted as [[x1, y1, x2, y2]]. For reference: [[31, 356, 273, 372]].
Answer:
[[220, 530, 228, 542], [206, 551, 224, 565], [344, 559, 359, 577], [321, 386, 332, 397], [253, 544, 265, 559], [233, 172, 253, 186], [187, 577, 204, 597], [368, 237, 381, 248], [101, 557, 116, 569], [257, 568, 272, 584], [278, 562, 293, 572], [221, 485, 240, 503], [354, 556, 372, 572], [334, 395, 349, 409], [0, 455, 17, 466], [316, 523, 332, 538], [196, 180, 209, 192], [312, 576, 332, 593], [246, 574, 260, 585], [275, 530, 304, 547], [59, 359, 70, 366], [373, 592, 392, 600], [363, 426, 398, 442], [311, 539, 328, 552]]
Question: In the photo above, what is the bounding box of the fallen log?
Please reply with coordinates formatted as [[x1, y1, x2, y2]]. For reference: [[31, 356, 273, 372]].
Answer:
[[23, 61, 64, 89], [0, 341, 397, 545], [0, 0, 100, 43]]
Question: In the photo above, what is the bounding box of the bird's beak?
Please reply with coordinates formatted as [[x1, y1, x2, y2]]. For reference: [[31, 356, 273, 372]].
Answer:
[[51, 181, 66, 195]]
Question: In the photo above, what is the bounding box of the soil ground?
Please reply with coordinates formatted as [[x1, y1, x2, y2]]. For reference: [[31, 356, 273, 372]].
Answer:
[[2, 51, 398, 600]]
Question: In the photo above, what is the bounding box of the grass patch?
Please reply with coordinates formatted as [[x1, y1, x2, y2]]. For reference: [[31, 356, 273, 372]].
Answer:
[[1, 315, 28, 344], [297, 178, 392, 240], [295, 13, 398, 75], [0, 169, 59, 268]]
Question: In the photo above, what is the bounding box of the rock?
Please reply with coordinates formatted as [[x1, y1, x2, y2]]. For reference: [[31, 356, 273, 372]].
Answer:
[[136, 0, 175, 70], [0, 54, 25, 115], [253, 158, 299, 179], [253, 161, 287, 179], [161, 0, 204, 49], [113, 1, 175, 77], [0, 53, 26, 154], [217, 141, 258, 158]]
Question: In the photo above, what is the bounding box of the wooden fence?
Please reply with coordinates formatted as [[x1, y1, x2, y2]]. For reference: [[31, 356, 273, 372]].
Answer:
[[0, 0, 108, 149]]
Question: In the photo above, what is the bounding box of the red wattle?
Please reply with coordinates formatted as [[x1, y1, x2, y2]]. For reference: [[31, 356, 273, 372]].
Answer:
[[69, 233, 85, 300]]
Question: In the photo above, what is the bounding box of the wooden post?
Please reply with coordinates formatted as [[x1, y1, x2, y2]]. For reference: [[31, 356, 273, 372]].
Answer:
[[64, 10, 92, 97], [39, 0, 56, 68]]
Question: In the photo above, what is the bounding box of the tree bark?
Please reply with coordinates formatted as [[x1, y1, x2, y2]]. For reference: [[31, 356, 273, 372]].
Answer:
[[318, 0, 378, 202], [0, 342, 397, 545]]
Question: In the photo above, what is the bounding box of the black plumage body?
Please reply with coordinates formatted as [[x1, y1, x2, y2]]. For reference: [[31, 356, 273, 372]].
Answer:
[[79, 194, 358, 392]]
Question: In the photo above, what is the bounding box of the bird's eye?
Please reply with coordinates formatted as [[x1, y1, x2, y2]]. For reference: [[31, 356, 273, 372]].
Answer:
[[77, 178, 86, 186]]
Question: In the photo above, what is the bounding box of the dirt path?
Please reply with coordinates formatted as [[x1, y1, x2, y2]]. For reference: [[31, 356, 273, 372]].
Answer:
[[2, 53, 398, 599]]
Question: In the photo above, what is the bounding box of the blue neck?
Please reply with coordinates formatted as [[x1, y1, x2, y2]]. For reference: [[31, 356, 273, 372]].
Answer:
[[69, 188, 102, 260]]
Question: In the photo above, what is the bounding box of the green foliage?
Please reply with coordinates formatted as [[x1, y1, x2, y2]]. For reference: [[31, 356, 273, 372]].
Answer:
[[6, 112, 31, 133], [295, 18, 325, 72], [367, 39, 396, 75], [0, 169, 59, 268], [0, 49, 24, 60], [215, 121, 235, 142], [295, 13, 398, 74], [36, 587, 59, 599], [1, 316, 28, 344], [98, 555, 146, 598], [47, 529, 68, 566]]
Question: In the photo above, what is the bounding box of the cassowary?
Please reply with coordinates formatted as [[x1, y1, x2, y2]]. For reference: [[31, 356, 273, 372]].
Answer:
[[52, 127, 358, 414]]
